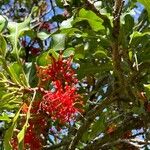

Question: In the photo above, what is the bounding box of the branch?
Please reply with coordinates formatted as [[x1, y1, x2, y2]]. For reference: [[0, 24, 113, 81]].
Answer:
[[101, 139, 141, 150], [83, 116, 145, 150], [49, 0, 60, 28], [111, 0, 125, 94], [67, 96, 117, 150]]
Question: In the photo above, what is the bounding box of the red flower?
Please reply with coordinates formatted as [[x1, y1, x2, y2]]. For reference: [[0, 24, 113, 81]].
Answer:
[[37, 55, 78, 85], [40, 80, 81, 123], [36, 55, 83, 123], [24, 123, 42, 150], [12, 54, 83, 149], [12, 101, 47, 150]]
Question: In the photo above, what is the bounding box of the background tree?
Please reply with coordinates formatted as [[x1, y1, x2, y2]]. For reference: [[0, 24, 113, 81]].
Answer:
[[0, 0, 150, 149]]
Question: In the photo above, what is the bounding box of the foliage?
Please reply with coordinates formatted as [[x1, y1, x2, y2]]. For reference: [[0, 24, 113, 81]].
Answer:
[[0, 0, 150, 149]]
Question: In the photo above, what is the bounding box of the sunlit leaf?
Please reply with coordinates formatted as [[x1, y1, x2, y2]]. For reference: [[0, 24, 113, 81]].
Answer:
[[51, 34, 66, 50], [37, 32, 50, 40], [73, 8, 104, 32], [0, 15, 7, 32], [0, 34, 7, 57]]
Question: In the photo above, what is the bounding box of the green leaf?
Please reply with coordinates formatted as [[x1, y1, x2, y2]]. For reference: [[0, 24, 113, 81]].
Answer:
[[37, 32, 50, 40], [8, 62, 28, 86], [60, 17, 73, 29], [93, 49, 108, 58], [82, 131, 90, 143], [17, 90, 36, 144], [130, 31, 150, 45], [0, 113, 11, 123], [137, 0, 150, 20], [36, 51, 52, 66], [74, 44, 85, 59], [0, 15, 7, 32], [24, 62, 37, 87], [0, 91, 19, 108], [8, 62, 23, 84], [55, 0, 64, 8], [7, 16, 31, 58], [0, 34, 7, 57], [31, 6, 38, 14], [90, 117, 105, 139], [61, 28, 81, 36], [1, 92, 15, 101], [120, 14, 134, 48], [63, 47, 75, 57], [6, 6, 38, 59], [51, 34, 66, 50], [123, 14, 134, 34], [73, 8, 104, 32], [21, 29, 36, 38], [129, 51, 133, 61], [77, 61, 112, 79], [4, 108, 22, 150], [49, 49, 59, 60]]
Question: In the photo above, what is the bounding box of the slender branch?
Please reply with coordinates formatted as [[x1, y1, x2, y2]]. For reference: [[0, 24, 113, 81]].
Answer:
[[83, 116, 145, 150], [49, 0, 60, 28], [100, 139, 141, 150]]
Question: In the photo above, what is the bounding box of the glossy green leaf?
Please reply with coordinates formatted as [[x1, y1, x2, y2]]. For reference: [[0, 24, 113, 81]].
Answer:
[[37, 32, 50, 40], [63, 47, 75, 57], [8, 62, 23, 84], [73, 8, 104, 31], [8, 62, 28, 86], [61, 28, 81, 36], [60, 17, 73, 29], [6, 6, 37, 58], [51, 34, 66, 50], [0, 15, 7, 32], [7, 17, 30, 57], [36, 51, 52, 66]]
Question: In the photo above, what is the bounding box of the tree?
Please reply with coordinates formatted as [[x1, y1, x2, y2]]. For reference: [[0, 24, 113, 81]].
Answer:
[[0, 0, 150, 149]]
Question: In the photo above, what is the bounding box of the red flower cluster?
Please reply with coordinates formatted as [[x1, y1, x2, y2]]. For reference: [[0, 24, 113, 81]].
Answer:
[[12, 101, 47, 150], [37, 54, 82, 123], [11, 54, 82, 149], [40, 80, 81, 123], [37, 55, 78, 84], [24, 122, 42, 150]]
